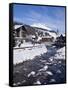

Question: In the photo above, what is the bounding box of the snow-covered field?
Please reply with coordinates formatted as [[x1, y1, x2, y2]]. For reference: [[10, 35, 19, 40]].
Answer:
[[13, 44, 47, 65]]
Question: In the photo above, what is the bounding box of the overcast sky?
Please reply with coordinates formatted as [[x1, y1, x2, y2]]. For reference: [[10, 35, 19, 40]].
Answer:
[[13, 4, 66, 34]]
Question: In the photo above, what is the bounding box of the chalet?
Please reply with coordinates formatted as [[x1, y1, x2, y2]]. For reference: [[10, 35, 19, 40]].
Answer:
[[13, 24, 57, 47], [14, 24, 37, 42]]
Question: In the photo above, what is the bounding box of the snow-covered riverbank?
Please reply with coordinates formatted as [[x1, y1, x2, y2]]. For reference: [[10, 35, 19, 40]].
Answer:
[[54, 46, 65, 60], [13, 44, 47, 65]]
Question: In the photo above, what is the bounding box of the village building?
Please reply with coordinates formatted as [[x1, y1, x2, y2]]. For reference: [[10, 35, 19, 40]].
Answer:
[[13, 24, 57, 46], [54, 34, 66, 47]]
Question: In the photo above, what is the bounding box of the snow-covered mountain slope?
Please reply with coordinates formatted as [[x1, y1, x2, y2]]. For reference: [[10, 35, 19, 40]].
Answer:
[[31, 23, 52, 31]]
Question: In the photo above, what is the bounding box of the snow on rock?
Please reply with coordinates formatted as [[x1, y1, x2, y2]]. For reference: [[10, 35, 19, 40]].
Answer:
[[28, 71, 35, 77], [34, 80, 41, 85], [50, 79, 56, 83], [56, 70, 61, 74], [21, 80, 26, 83], [46, 71, 53, 76], [13, 83, 16, 86], [13, 44, 47, 64], [39, 65, 48, 71], [54, 46, 65, 60], [49, 57, 54, 62]]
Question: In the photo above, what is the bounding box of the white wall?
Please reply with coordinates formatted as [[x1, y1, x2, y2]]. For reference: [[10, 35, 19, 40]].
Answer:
[[0, 0, 68, 90]]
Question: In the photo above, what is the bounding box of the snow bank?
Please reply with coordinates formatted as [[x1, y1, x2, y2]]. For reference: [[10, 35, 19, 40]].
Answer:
[[54, 46, 65, 60], [13, 44, 47, 65]]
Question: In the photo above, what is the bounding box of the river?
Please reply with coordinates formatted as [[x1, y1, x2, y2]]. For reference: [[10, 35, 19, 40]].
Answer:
[[13, 45, 66, 86]]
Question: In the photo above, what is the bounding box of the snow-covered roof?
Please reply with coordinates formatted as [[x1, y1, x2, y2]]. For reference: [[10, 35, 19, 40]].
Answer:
[[14, 25, 23, 29], [31, 23, 52, 31], [48, 31, 57, 39]]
